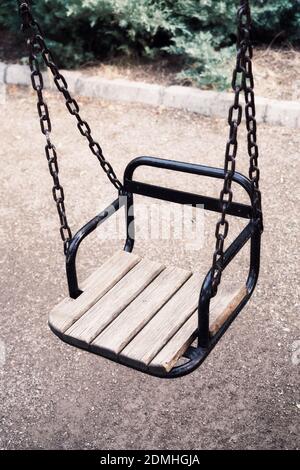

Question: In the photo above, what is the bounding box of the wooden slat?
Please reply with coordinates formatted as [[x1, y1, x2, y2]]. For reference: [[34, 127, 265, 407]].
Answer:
[[65, 259, 165, 346], [92, 266, 192, 358], [209, 285, 248, 336], [49, 251, 140, 333], [149, 314, 197, 373], [49, 260, 116, 316], [119, 273, 202, 369], [49, 249, 247, 374], [48, 262, 105, 319], [208, 285, 241, 325], [149, 285, 247, 373]]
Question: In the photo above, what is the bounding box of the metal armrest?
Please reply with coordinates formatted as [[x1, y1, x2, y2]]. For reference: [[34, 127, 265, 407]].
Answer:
[[66, 197, 126, 298], [198, 219, 261, 347]]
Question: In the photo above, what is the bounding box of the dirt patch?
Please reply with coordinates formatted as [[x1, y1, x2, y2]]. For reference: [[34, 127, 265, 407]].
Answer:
[[79, 56, 181, 86], [255, 48, 300, 100]]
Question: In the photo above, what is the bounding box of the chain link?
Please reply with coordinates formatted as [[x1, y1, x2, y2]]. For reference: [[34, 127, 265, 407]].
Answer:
[[211, 0, 262, 294], [27, 32, 73, 254], [18, 1, 123, 254], [38, 30, 123, 191]]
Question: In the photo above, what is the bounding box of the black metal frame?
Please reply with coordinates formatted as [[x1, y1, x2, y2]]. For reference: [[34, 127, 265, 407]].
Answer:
[[62, 156, 262, 378]]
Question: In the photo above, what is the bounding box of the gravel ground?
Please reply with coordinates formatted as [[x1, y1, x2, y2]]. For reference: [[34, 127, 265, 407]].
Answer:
[[0, 85, 299, 450]]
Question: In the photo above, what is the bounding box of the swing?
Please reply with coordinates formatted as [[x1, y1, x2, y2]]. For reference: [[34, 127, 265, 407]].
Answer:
[[19, 0, 263, 378]]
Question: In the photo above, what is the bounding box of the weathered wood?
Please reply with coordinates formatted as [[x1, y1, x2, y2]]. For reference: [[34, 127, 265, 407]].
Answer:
[[119, 273, 202, 369], [149, 314, 197, 374], [92, 266, 192, 358], [65, 258, 164, 346], [209, 285, 248, 336], [149, 285, 247, 373], [49, 251, 140, 332], [49, 251, 247, 374]]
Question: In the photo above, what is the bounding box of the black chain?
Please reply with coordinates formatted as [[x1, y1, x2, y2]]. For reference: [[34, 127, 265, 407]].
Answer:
[[211, 0, 262, 294], [18, 1, 123, 254], [31, 42, 72, 255], [19, 1, 72, 254], [38, 38, 123, 191], [241, 4, 262, 215]]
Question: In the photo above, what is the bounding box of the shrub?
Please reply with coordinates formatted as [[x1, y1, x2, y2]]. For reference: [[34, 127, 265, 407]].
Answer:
[[1, 0, 299, 89]]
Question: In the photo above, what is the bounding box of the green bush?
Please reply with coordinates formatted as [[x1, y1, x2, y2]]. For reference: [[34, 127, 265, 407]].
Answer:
[[1, 0, 300, 89]]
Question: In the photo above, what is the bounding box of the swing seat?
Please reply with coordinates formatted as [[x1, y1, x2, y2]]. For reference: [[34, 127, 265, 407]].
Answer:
[[49, 251, 247, 374], [48, 156, 262, 378]]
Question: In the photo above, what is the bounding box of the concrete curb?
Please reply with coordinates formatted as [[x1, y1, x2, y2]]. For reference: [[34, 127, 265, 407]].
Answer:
[[1, 61, 300, 128]]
